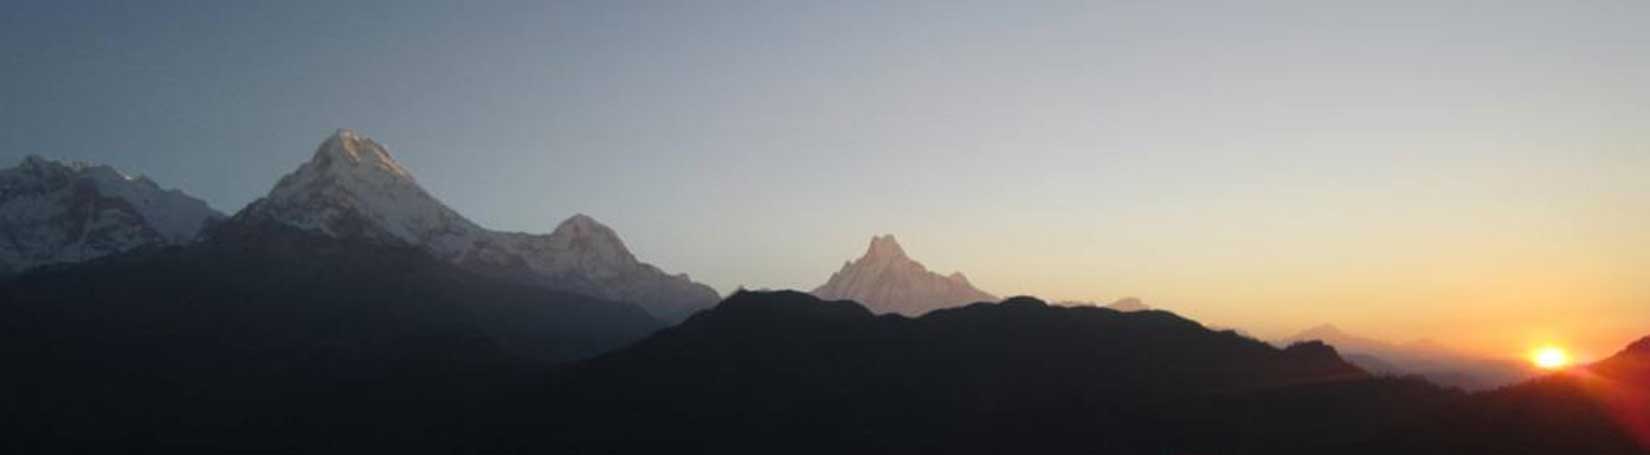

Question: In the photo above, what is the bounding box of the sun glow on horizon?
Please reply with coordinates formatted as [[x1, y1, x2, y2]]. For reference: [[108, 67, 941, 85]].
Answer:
[[1531, 346, 1572, 370]]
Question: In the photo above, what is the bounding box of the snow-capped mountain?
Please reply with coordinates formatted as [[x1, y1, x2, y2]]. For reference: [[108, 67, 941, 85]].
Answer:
[[237, 129, 483, 254], [0, 155, 223, 275], [235, 129, 719, 320], [468, 214, 720, 321], [811, 234, 996, 316]]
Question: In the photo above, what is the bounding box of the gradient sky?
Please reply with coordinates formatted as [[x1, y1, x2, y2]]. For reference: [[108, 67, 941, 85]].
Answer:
[[3, 1, 1646, 359]]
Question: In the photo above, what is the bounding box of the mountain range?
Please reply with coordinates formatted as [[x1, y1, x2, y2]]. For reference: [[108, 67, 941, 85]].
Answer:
[[3, 129, 1645, 453], [1282, 324, 1534, 391], [237, 129, 720, 320], [0, 130, 718, 321], [10, 283, 1642, 453], [0, 156, 223, 275], [527, 290, 1407, 453], [812, 234, 997, 315]]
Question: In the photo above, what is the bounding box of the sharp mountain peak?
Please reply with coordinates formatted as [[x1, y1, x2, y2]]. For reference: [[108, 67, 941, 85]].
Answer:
[[308, 128, 417, 182], [553, 213, 613, 237], [234, 129, 719, 321], [865, 234, 907, 260], [813, 234, 996, 316]]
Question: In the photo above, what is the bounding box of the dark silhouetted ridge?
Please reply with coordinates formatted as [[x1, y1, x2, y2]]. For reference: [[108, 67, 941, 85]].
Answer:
[[689, 289, 875, 324], [526, 291, 1429, 453]]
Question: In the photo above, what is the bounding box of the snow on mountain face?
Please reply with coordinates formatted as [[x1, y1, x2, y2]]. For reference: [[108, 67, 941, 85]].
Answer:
[[468, 214, 719, 321], [0, 155, 224, 274], [811, 234, 997, 316], [242, 129, 484, 254], [237, 129, 719, 320]]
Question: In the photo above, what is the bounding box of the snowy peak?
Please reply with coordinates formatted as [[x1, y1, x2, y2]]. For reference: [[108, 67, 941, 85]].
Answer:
[[812, 235, 996, 316], [275, 129, 424, 198], [865, 234, 908, 261], [232, 129, 719, 321], [496, 212, 716, 321], [14, 155, 125, 183], [247, 129, 480, 246], [552, 214, 624, 244], [0, 155, 223, 273], [555, 213, 603, 233], [544, 213, 640, 267], [309, 129, 416, 182]]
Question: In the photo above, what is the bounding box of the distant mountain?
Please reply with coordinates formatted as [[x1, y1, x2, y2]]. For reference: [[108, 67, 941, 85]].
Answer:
[[0, 155, 222, 275], [235, 129, 718, 320], [526, 291, 1449, 453], [1105, 296, 1150, 312], [1282, 324, 1533, 391], [811, 235, 996, 315], [0, 221, 661, 451], [1057, 296, 1152, 312]]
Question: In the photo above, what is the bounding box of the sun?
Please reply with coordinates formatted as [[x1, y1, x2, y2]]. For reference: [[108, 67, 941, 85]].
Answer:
[[1530, 346, 1571, 370]]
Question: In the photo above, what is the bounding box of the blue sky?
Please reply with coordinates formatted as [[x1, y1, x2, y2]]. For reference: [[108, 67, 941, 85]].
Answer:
[[3, 1, 1646, 354]]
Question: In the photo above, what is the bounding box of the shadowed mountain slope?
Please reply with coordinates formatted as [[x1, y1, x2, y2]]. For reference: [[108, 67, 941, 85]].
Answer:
[[0, 221, 660, 451]]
